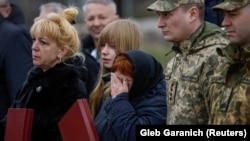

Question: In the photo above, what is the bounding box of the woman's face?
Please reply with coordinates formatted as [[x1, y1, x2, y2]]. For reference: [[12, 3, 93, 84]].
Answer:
[[31, 35, 65, 71], [100, 43, 116, 69]]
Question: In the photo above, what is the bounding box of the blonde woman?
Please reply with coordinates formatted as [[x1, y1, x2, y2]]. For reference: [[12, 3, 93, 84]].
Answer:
[[9, 7, 87, 141]]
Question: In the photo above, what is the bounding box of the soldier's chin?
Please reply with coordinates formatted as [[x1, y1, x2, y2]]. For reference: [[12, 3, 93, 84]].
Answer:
[[228, 38, 239, 45], [164, 36, 175, 42]]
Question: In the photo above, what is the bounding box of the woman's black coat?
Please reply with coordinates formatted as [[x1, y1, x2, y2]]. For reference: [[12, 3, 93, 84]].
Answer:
[[12, 55, 88, 141]]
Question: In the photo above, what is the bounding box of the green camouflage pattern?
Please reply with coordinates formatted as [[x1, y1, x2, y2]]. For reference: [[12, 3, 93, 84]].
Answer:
[[147, 0, 204, 12], [165, 22, 229, 124], [212, 0, 250, 11], [207, 45, 250, 124]]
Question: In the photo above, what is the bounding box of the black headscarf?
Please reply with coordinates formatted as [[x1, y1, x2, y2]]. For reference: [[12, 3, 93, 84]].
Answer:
[[118, 49, 164, 100]]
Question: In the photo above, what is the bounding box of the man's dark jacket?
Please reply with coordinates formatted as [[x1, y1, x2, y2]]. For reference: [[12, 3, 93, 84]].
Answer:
[[0, 4, 33, 140], [81, 35, 100, 97], [0, 3, 32, 118]]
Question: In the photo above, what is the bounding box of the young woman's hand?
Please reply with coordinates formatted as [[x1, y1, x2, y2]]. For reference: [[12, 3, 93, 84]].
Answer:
[[110, 72, 129, 98]]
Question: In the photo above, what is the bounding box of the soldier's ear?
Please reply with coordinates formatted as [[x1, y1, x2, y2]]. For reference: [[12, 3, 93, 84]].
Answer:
[[188, 6, 199, 21]]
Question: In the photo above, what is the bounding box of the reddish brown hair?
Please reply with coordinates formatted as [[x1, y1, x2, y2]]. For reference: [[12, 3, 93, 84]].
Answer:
[[112, 55, 134, 79]]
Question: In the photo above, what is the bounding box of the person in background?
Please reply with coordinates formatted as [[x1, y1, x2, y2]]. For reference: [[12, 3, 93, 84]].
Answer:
[[81, 0, 120, 96], [82, 0, 119, 62], [147, 0, 229, 124], [95, 49, 166, 141], [89, 19, 143, 119], [37, 2, 66, 19], [0, 0, 33, 139], [207, 0, 250, 124], [5, 2, 29, 29], [8, 7, 88, 141]]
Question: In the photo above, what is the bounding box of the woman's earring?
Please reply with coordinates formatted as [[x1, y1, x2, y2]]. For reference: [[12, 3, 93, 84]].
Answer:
[[58, 56, 62, 62]]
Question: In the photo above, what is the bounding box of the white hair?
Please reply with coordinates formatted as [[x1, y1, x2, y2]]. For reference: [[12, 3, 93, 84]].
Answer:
[[39, 2, 67, 14], [82, 0, 117, 16]]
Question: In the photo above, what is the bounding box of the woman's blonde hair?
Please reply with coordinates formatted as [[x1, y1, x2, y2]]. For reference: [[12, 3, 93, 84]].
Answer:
[[30, 6, 80, 59], [89, 18, 143, 118]]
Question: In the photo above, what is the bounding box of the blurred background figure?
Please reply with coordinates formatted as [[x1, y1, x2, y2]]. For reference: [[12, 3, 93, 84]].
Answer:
[[38, 2, 66, 18], [5, 1, 29, 29], [81, 0, 119, 62], [0, 0, 33, 140]]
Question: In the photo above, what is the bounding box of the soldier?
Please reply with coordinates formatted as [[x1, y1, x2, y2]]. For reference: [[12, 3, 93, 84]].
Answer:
[[146, 0, 229, 124], [207, 0, 250, 124]]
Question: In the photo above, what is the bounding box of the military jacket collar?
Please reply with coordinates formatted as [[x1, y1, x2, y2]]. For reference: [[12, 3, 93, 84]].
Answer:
[[169, 22, 227, 57], [172, 23, 205, 55], [217, 45, 250, 63]]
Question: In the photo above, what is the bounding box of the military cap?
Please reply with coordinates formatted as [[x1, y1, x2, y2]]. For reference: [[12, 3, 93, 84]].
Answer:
[[212, 0, 250, 11], [147, 0, 204, 12]]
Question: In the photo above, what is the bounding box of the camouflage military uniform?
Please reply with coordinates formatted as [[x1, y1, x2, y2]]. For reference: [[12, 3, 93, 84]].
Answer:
[[147, 0, 205, 12], [207, 0, 250, 125], [165, 22, 228, 124], [212, 0, 250, 11], [207, 43, 250, 125]]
